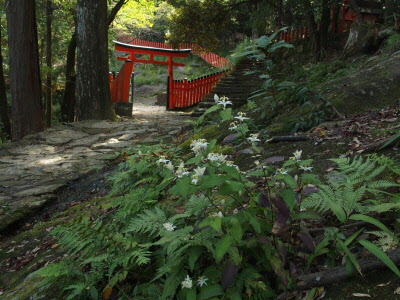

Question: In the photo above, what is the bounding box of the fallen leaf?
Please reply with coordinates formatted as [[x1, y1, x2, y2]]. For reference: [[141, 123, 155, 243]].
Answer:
[[352, 293, 371, 298], [377, 281, 391, 287], [6, 247, 15, 254], [32, 247, 41, 253]]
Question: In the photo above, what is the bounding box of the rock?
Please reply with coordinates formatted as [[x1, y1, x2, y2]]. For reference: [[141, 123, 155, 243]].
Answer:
[[68, 120, 125, 135], [114, 102, 133, 117], [67, 135, 101, 147], [40, 129, 89, 145], [13, 184, 65, 197], [223, 133, 241, 144]]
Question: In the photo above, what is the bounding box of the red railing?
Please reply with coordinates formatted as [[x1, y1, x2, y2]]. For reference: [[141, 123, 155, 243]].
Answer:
[[127, 39, 232, 69], [109, 60, 133, 103], [168, 70, 227, 109], [280, 27, 309, 42]]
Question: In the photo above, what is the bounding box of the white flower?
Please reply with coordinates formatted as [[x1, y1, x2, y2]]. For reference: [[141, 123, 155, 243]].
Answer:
[[138, 150, 144, 158], [158, 155, 169, 164], [217, 96, 232, 109], [234, 112, 250, 122], [190, 139, 209, 154], [276, 168, 288, 175], [165, 162, 174, 172], [194, 166, 206, 178], [207, 153, 227, 165], [175, 168, 190, 178], [300, 165, 313, 172], [163, 222, 176, 231], [293, 150, 302, 161], [217, 211, 223, 218], [229, 121, 239, 131], [191, 175, 199, 185], [197, 276, 208, 287], [214, 94, 220, 103], [247, 133, 261, 144], [181, 275, 193, 289]]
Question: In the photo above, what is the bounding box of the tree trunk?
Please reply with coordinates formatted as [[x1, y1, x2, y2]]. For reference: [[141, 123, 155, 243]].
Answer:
[[319, 0, 331, 55], [343, 0, 370, 56], [6, 0, 45, 141], [64, 0, 126, 122], [304, 0, 319, 57], [76, 0, 114, 121], [45, 0, 53, 127], [61, 32, 77, 123], [0, 26, 11, 139]]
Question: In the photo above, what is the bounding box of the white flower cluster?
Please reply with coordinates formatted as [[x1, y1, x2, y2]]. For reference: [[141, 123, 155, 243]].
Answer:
[[192, 166, 206, 185], [181, 275, 208, 289], [247, 133, 261, 145], [207, 152, 227, 164], [163, 222, 176, 231], [190, 139, 209, 155], [234, 112, 250, 122], [217, 95, 232, 109], [175, 161, 190, 178]]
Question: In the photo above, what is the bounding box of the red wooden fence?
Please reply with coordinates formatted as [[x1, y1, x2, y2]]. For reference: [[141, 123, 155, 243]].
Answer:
[[168, 70, 227, 109]]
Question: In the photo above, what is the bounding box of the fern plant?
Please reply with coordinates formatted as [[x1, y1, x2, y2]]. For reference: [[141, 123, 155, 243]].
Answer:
[[301, 156, 400, 222]]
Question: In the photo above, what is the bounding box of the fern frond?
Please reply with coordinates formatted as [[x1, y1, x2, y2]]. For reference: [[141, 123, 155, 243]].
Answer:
[[125, 207, 167, 235]]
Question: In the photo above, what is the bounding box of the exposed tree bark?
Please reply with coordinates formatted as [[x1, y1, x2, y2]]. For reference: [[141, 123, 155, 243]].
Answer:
[[6, 0, 45, 141], [319, 0, 331, 55], [62, 0, 126, 122], [76, 0, 115, 120], [0, 25, 11, 139], [61, 32, 77, 123], [304, 0, 319, 57], [45, 0, 53, 127]]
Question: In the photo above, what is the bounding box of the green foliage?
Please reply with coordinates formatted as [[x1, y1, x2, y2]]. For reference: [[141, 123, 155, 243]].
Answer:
[[382, 34, 400, 55], [302, 156, 400, 222]]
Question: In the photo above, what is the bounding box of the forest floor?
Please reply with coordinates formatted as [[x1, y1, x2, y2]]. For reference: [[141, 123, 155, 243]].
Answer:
[[1, 72, 400, 298]]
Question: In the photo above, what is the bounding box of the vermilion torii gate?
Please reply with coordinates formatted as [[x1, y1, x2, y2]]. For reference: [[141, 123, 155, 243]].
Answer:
[[109, 41, 190, 109], [109, 40, 229, 111]]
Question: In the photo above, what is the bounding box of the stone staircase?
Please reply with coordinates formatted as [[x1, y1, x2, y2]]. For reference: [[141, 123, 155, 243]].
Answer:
[[191, 58, 265, 117]]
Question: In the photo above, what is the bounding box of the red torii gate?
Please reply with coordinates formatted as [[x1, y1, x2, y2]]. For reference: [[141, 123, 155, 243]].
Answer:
[[109, 41, 191, 109]]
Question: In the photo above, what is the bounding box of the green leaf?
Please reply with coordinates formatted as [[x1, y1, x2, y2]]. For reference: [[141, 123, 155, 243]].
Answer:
[[215, 235, 233, 263], [204, 105, 221, 115], [228, 218, 243, 242], [344, 227, 364, 247], [169, 177, 197, 198], [337, 240, 362, 275], [201, 216, 222, 232], [349, 214, 397, 240], [198, 284, 224, 300], [183, 288, 197, 300], [359, 239, 400, 276], [218, 181, 245, 196], [219, 108, 233, 121], [89, 287, 98, 300], [278, 188, 296, 211], [188, 247, 203, 272], [200, 175, 229, 189]]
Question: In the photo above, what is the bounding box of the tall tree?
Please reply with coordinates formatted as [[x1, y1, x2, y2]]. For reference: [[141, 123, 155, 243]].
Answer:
[[0, 22, 11, 139], [45, 0, 53, 127], [6, 0, 45, 140], [65, 0, 126, 121]]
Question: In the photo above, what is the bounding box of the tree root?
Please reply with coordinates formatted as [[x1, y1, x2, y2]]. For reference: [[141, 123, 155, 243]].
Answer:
[[297, 248, 400, 289]]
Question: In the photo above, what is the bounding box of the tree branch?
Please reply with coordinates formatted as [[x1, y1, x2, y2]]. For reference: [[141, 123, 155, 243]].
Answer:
[[108, 0, 127, 26]]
